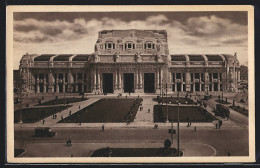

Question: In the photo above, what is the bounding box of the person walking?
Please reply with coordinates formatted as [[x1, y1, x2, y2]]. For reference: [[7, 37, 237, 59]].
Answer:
[[102, 125, 104, 132], [42, 119, 45, 125]]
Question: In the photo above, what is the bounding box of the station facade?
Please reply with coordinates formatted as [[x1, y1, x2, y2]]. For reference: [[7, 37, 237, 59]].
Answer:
[[18, 29, 241, 94]]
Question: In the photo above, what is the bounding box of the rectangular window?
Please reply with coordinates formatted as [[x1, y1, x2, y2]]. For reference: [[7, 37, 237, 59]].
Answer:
[[201, 84, 205, 91], [172, 73, 175, 82], [201, 73, 204, 82], [108, 43, 112, 49], [176, 73, 181, 79], [65, 73, 68, 82], [133, 44, 135, 49], [191, 84, 194, 92], [78, 73, 82, 80], [58, 73, 63, 80], [220, 84, 223, 91], [172, 84, 175, 92], [147, 43, 152, 49], [191, 73, 193, 82], [46, 74, 49, 83], [213, 73, 218, 79], [219, 73, 222, 81], [195, 73, 199, 79], [183, 84, 186, 91], [128, 43, 132, 49], [209, 73, 212, 82], [183, 73, 186, 82]]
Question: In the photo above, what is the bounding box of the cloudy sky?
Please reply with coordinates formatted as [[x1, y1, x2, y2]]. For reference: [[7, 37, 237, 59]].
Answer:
[[13, 12, 248, 69]]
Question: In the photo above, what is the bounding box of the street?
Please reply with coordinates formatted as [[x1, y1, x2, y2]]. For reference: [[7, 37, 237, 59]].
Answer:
[[14, 126, 248, 157]]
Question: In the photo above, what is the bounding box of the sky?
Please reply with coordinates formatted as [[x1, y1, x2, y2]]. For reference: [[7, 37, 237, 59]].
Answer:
[[13, 12, 248, 69]]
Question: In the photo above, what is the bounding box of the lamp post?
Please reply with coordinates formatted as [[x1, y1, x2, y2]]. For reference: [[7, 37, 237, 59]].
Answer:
[[177, 91, 180, 156], [166, 82, 168, 122]]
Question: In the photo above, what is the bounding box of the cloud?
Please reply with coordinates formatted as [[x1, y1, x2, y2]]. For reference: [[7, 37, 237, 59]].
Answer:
[[13, 14, 248, 69]]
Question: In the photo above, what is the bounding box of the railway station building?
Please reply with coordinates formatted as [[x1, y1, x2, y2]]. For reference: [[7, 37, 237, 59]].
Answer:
[[18, 29, 241, 94]]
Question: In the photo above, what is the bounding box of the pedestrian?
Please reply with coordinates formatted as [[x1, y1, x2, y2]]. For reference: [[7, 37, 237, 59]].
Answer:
[[190, 121, 192, 126], [194, 126, 196, 131], [79, 105, 81, 109], [215, 123, 218, 129], [126, 95, 127, 98], [148, 109, 150, 113], [61, 115, 63, 120], [102, 125, 104, 132], [43, 119, 45, 125], [55, 114, 57, 119], [69, 110, 72, 115], [228, 152, 231, 156], [69, 138, 72, 146]]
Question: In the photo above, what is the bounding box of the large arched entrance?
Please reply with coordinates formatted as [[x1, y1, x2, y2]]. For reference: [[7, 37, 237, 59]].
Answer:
[[124, 73, 134, 93], [102, 73, 113, 93], [144, 73, 155, 93]]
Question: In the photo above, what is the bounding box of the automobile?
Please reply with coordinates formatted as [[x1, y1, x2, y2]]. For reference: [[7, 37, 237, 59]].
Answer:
[[34, 127, 57, 137]]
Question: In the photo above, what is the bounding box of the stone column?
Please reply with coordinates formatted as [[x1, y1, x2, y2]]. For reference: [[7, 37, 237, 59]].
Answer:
[[204, 72, 209, 93], [115, 69, 118, 90], [160, 68, 163, 88], [36, 73, 40, 93], [93, 69, 96, 91], [43, 74, 46, 93], [185, 71, 191, 92], [237, 69, 240, 84], [56, 73, 59, 93], [68, 70, 73, 93], [157, 69, 160, 89], [136, 69, 139, 90], [97, 69, 100, 90], [118, 69, 121, 89], [75, 73, 78, 92], [139, 69, 143, 89]]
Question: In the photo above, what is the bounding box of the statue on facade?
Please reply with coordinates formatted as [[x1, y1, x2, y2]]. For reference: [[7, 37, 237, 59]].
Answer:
[[94, 54, 100, 62], [114, 52, 120, 62], [157, 53, 163, 62], [135, 52, 142, 62]]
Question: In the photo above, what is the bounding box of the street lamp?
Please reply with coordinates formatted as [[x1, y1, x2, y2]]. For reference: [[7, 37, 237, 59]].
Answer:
[[177, 91, 180, 156]]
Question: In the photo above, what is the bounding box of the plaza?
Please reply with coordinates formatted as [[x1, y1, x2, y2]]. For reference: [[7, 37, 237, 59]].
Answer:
[[13, 29, 248, 158], [13, 91, 249, 157]]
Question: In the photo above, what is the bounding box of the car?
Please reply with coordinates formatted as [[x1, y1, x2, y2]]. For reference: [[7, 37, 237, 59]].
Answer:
[[34, 127, 57, 137]]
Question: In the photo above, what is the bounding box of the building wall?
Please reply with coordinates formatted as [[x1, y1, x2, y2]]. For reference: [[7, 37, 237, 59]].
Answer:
[[17, 30, 241, 94]]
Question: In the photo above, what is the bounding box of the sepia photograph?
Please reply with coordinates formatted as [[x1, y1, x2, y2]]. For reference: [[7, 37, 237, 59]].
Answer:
[[6, 5, 255, 163]]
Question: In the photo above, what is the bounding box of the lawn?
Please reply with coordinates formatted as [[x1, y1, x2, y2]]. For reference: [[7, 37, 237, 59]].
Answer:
[[36, 97, 88, 106], [90, 148, 183, 157], [153, 105, 217, 123], [59, 98, 143, 123], [14, 106, 71, 123], [229, 106, 248, 117], [153, 97, 194, 104]]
